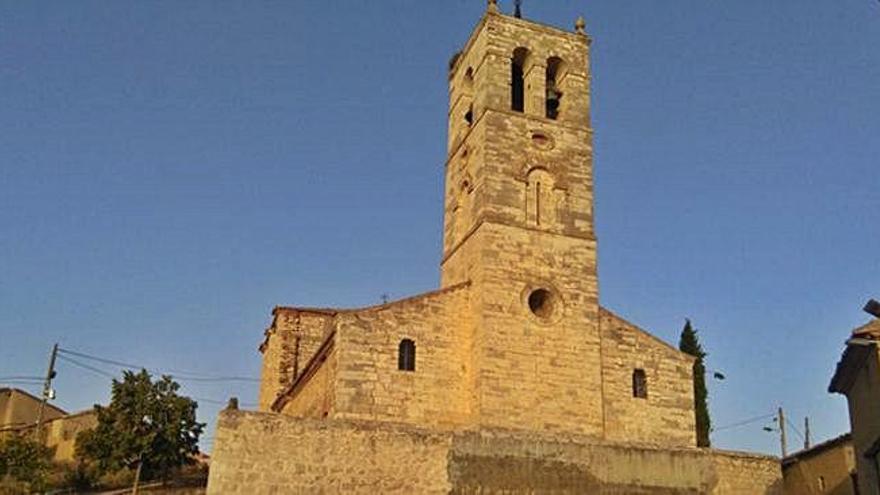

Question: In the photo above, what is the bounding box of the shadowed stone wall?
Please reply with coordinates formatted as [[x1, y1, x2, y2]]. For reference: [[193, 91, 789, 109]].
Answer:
[[207, 411, 782, 494]]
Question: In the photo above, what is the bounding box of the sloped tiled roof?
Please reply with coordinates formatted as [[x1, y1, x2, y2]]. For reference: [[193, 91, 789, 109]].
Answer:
[[782, 432, 851, 466], [829, 319, 880, 394]]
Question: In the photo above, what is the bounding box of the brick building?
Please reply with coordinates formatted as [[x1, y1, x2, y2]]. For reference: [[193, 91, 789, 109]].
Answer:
[[208, 3, 782, 493]]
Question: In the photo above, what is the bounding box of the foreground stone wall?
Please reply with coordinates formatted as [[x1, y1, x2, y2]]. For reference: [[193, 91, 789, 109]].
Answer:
[[207, 410, 782, 494], [208, 411, 452, 494]]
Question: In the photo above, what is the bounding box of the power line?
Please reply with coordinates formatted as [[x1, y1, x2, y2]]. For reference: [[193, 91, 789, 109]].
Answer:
[[49, 357, 256, 408], [0, 375, 44, 381], [57, 354, 117, 379], [57, 347, 259, 383], [713, 413, 775, 433], [785, 417, 806, 443]]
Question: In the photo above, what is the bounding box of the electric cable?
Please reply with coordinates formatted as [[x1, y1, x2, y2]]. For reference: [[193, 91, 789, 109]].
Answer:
[[712, 413, 775, 433], [0, 375, 44, 381], [56, 353, 258, 408], [57, 354, 117, 379], [57, 347, 259, 383], [785, 417, 806, 443]]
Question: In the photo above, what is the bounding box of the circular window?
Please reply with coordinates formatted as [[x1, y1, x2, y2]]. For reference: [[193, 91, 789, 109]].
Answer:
[[528, 288, 556, 319]]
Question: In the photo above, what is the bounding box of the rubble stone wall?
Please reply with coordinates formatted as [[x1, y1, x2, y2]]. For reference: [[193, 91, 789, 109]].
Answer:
[[207, 411, 782, 495]]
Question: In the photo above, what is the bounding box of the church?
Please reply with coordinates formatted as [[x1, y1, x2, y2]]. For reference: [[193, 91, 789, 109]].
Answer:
[[208, 3, 782, 493]]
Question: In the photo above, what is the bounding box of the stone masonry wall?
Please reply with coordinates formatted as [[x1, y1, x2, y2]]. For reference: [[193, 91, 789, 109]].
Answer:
[[279, 344, 337, 418], [207, 411, 452, 494], [274, 284, 474, 428], [333, 284, 473, 427], [440, 11, 605, 438], [709, 452, 785, 495], [44, 410, 98, 462], [600, 308, 697, 447], [466, 223, 603, 436], [782, 437, 856, 495], [207, 410, 783, 494], [258, 310, 334, 411]]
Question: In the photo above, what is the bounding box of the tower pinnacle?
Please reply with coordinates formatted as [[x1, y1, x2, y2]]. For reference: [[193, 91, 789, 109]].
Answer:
[[575, 16, 586, 35]]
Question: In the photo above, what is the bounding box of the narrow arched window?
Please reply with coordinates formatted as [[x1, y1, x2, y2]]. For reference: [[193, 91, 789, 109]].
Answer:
[[464, 67, 475, 127], [511, 48, 528, 112], [545, 57, 564, 120], [525, 167, 555, 227], [398, 339, 415, 371], [632, 369, 647, 399]]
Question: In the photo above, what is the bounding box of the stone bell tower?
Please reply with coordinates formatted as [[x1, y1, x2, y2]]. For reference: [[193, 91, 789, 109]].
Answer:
[[441, 2, 602, 435]]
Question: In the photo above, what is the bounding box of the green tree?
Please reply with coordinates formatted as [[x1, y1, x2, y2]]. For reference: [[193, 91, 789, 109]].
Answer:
[[0, 434, 53, 491], [679, 319, 711, 447], [76, 369, 204, 481]]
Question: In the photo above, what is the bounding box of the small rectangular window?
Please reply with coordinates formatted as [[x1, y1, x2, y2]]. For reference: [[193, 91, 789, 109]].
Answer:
[[632, 369, 647, 399]]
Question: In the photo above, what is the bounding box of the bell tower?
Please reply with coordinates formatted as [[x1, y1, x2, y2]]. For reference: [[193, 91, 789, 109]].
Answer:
[[440, 3, 603, 435]]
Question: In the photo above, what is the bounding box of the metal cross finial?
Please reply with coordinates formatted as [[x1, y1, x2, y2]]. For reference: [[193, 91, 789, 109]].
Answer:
[[514, 0, 522, 18]]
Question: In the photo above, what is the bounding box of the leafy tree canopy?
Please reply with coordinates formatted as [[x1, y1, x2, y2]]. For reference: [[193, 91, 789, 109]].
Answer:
[[0, 434, 53, 490], [76, 369, 204, 480]]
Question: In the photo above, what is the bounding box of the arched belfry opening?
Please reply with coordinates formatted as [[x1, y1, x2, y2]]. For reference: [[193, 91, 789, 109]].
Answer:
[[546, 57, 565, 120], [511, 47, 529, 113]]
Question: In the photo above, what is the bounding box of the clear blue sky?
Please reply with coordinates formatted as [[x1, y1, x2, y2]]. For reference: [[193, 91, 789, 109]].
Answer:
[[1, 0, 878, 456]]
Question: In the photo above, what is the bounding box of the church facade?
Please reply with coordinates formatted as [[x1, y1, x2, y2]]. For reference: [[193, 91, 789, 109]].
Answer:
[[207, 4, 782, 493]]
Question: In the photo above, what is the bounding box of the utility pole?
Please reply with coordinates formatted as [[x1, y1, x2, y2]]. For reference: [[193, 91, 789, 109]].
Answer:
[[778, 407, 788, 458], [804, 417, 811, 450], [33, 343, 59, 441]]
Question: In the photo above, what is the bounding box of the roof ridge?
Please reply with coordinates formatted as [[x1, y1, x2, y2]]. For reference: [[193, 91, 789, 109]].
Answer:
[[599, 306, 692, 360], [273, 280, 472, 316]]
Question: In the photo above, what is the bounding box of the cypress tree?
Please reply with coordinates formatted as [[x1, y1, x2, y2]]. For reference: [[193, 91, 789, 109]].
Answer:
[[679, 319, 711, 447]]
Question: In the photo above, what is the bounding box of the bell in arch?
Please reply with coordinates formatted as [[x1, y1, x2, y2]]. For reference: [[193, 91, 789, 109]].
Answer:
[[546, 85, 562, 119]]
